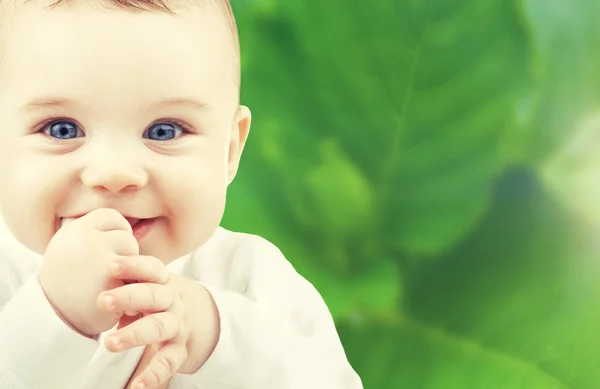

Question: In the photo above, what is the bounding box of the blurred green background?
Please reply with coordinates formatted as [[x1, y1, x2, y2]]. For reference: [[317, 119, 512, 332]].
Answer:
[[222, 0, 600, 388]]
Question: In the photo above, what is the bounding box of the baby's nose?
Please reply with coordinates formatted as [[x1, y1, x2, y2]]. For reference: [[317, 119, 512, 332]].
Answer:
[[80, 159, 148, 193]]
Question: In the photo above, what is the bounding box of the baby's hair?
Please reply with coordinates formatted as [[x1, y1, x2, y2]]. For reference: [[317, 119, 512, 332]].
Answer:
[[0, 0, 241, 89], [43, 0, 238, 44]]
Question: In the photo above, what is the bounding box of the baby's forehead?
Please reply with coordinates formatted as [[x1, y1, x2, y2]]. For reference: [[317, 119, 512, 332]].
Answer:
[[0, 0, 240, 87], [0, 0, 241, 112]]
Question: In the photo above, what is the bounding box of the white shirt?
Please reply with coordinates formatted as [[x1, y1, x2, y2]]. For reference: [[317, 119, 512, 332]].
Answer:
[[0, 220, 363, 389]]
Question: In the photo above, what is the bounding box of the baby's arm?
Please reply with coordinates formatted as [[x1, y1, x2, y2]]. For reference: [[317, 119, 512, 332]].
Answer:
[[0, 252, 98, 389], [185, 235, 363, 389]]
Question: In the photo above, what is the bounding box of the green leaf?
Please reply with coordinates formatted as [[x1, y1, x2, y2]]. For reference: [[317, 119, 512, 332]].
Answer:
[[400, 169, 600, 388], [339, 318, 569, 389], [225, 1, 600, 387], [232, 0, 536, 260], [300, 139, 375, 237]]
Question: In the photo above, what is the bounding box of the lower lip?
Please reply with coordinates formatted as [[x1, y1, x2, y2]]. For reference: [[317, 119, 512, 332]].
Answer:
[[132, 218, 156, 241]]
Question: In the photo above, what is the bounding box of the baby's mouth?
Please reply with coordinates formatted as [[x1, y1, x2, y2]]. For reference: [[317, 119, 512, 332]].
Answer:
[[60, 215, 150, 230], [125, 218, 143, 229], [130, 218, 157, 240]]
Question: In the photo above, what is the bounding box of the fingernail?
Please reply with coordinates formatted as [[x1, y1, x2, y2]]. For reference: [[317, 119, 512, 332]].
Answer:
[[104, 296, 115, 310], [109, 336, 122, 350]]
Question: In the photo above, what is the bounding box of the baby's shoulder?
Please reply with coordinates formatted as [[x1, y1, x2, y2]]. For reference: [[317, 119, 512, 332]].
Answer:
[[185, 227, 291, 286], [200, 226, 283, 260]]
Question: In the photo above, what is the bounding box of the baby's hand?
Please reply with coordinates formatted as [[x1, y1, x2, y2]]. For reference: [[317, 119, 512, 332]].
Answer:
[[99, 256, 220, 389], [39, 208, 139, 336]]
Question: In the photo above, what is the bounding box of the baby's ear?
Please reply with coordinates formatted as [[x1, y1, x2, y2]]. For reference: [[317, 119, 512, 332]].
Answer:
[[227, 105, 251, 185]]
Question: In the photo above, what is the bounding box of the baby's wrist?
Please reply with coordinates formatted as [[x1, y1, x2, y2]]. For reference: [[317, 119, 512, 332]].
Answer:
[[185, 283, 220, 374], [48, 299, 97, 339], [200, 286, 220, 362], [41, 288, 97, 339]]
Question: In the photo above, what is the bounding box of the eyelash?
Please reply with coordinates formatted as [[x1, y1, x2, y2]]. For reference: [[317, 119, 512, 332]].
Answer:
[[35, 118, 195, 138], [35, 117, 78, 134], [148, 119, 194, 136]]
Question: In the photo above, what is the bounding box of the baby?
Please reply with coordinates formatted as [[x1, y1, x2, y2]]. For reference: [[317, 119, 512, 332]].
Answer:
[[0, 1, 363, 389]]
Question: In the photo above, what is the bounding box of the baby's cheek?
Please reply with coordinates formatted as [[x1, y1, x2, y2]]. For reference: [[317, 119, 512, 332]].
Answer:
[[180, 191, 225, 248], [0, 155, 71, 254], [155, 155, 228, 254]]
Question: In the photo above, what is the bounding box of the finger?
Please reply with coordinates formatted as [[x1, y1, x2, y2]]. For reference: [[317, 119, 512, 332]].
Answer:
[[103, 230, 139, 256], [80, 208, 133, 234], [133, 342, 187, 389], [105, 311, 180, 352], [99, 283, 175, 315], [109, 255, 170, 284]]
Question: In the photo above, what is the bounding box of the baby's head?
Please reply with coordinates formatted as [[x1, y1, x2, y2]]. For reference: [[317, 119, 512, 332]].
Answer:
[[0, 0, 251, 262]]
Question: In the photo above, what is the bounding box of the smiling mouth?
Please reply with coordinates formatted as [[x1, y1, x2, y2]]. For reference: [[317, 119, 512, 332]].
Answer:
[[125, 218, 143, 229], [60, 215, 155, 235], [128, 218, 157, 240]]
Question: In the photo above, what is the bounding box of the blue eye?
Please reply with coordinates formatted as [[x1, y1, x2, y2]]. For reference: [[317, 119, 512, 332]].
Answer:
[[45, 121, 82, 139], [145, 122, 183, 141]]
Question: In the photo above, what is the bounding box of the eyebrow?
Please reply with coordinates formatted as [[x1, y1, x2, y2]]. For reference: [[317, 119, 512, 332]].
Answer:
[[156, 98, 211, 112], [18, 97, 212, 114], [19, 97, 76, 113]]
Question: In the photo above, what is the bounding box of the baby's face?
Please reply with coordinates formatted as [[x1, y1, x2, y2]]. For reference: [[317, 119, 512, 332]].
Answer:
[[0, 1, 249, 262]]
